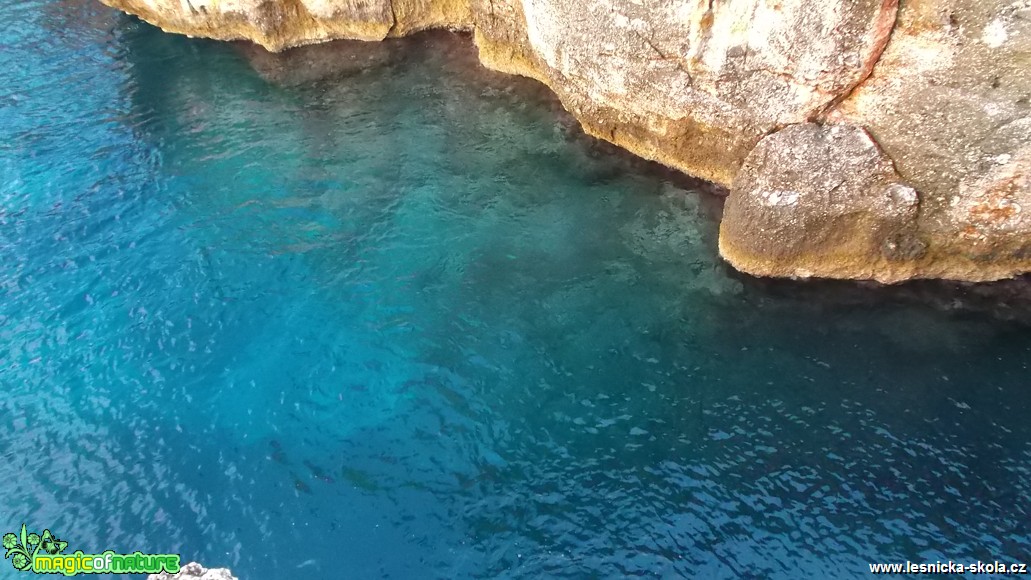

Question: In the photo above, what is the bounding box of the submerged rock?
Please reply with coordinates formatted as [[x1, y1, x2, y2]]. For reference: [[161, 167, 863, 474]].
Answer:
[[237, 36, 398, 86], [95, 0, 1031, 283], [148, 562, 237, 580]]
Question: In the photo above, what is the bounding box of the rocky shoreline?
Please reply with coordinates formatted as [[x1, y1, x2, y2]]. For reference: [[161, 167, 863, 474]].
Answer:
[[97, 0, 1031, 283]]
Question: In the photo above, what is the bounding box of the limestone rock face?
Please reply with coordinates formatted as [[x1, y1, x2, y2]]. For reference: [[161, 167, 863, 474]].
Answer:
[[148, 562, 237, 580], [474, 0, 898, 186], [96, 0, 1031, 283], [100, 0, 473, 49], [720, 123, 924, 283], [826, 0, 1031, 281]]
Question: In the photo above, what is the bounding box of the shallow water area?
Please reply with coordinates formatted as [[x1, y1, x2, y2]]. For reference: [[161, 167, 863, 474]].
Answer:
[[1, 2, 1030, 578]]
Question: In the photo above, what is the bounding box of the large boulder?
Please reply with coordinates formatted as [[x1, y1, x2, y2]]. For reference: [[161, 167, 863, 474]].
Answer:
[[719, 123, 924, 283]]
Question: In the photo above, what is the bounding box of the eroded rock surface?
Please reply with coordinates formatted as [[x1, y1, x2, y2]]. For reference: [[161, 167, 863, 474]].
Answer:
[[474, 0, 898, 185], [100, 0, 472, 48], [95, 0, 1031, 282], [720, 123, 925, 283], [148, 562, 237, 580]]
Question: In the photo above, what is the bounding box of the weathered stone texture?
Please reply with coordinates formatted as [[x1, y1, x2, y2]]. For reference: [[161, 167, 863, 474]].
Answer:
[[474, 0, 899, 185], [100, 0, 472, 50], [720, 123, 925, 283], [823, 0, 1031, 280]]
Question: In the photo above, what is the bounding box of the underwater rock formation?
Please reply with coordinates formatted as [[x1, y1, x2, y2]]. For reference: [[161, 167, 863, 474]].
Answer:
[[97, 0, 1031, 283]]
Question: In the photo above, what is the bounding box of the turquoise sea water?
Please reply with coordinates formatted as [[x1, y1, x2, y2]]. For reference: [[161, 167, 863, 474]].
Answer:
[[2, 1, 1031, 577]]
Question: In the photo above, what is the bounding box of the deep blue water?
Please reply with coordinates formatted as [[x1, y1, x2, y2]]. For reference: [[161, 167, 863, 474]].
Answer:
[[2, 1, 1031, 578]]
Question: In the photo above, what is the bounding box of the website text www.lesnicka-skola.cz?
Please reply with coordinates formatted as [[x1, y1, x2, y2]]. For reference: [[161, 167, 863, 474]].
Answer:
[[869, 561, 1028, 575]]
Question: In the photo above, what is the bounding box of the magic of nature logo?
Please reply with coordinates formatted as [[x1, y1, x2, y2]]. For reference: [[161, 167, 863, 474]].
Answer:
[[3, 524, 180, 576]]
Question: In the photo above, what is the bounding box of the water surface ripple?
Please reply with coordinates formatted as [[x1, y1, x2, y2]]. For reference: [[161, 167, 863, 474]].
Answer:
[[1, 3, 1030, 578]]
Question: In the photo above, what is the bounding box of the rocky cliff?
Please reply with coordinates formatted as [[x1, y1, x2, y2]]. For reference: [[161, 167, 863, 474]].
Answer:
[[98, 0, 1031, 283]]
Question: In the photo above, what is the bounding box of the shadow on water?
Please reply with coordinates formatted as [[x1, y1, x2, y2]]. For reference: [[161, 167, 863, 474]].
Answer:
[[60, 3, 1031, 329], [229, 30, 1031, 325], [115, 21, 1031, 323]]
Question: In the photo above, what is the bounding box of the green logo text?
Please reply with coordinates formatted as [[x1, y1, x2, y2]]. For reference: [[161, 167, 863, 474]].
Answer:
[[3, 524, 180, 576]]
